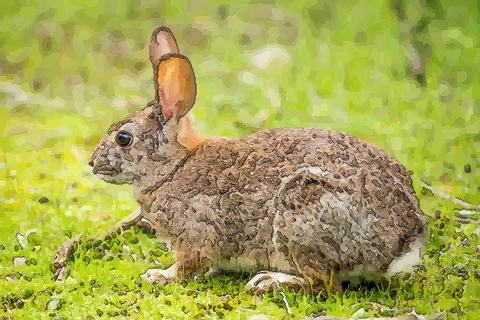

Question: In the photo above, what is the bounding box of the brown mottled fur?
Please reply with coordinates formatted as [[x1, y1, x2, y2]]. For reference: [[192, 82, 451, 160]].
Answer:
[[135, 128, 425, 281], [87, 26, 426, 291]]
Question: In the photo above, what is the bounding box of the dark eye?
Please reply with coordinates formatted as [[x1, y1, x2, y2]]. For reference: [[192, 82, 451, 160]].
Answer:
[[116, 130, 133, 147]]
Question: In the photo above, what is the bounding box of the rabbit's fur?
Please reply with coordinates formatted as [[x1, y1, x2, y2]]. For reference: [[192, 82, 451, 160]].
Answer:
[[89, 26, 426, 291]]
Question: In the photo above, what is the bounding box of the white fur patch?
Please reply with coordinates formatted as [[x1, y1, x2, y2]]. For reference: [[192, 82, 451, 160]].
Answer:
[[337, 236, 425, 283], [385, 236, 424, 277]]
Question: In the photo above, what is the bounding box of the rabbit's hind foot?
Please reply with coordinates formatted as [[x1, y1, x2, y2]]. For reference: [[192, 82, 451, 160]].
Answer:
[[244, 271, 307, 292], [140, 264, 176, 285]]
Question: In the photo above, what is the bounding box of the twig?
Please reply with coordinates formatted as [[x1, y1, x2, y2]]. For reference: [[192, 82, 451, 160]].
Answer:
[[52, 234, 83, 270], [277, 291, 291, 314], [420, 180, 480, 210], [456, 209, 479, 218]]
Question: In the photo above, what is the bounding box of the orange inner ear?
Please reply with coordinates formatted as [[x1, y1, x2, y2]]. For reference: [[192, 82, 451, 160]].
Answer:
[[156, 55, 196, 121]]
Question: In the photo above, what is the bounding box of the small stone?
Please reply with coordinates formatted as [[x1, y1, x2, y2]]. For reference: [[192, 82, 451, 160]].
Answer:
[[47, 297, 63, 311], [5, 272, 22, 281], [38, 196, 49, 204], [16, 233, 28, 249], [13, 256, 27, 266], [352, 308, 366, 319]]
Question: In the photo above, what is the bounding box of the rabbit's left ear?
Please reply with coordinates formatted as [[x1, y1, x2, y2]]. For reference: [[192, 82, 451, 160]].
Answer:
[[154, 54, 197, 121]]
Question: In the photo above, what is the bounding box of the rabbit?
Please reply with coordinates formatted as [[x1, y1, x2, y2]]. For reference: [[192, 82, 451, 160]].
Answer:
[[61, 26, 427, 292]]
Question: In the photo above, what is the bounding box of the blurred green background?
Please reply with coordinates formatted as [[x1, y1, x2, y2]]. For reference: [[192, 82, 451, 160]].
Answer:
[[1, 0, 479, 318]]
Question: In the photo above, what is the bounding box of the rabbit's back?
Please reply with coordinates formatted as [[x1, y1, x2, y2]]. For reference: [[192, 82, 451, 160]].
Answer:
[[142, 128, 425, 276]]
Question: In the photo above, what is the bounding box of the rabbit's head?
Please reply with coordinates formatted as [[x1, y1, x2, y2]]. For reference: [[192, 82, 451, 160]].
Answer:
[[89, 26, 199, 185]]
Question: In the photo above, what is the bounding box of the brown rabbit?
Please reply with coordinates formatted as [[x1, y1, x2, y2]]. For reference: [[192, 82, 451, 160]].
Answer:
[[54, 26, 426, 292]]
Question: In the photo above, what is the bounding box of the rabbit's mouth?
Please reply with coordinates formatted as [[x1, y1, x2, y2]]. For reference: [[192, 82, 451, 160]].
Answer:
[[92, 164, 120, 176], [91, 159, 121, 175], [95, 170, 132, 185], [95, 170, 116, 175], [93, 168, 120, 175]]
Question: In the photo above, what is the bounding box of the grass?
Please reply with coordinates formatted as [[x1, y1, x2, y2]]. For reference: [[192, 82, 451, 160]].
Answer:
[[1, 0, 479, 318]]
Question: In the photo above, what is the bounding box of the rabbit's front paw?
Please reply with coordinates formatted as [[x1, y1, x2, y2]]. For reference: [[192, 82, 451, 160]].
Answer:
[[244, 271, 307, 292], [140, 265, 176, 285]]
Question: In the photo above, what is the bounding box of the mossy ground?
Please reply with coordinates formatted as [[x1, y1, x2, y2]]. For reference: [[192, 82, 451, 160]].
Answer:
[[1, 1, 479, 319]]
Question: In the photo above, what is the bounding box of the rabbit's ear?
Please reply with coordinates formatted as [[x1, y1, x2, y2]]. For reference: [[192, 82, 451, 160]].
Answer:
[[149, 26, 180, 66], [154, 54, 196, 121]]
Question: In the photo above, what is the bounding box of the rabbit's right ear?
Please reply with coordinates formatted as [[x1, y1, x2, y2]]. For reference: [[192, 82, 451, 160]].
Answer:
[[149, 26, 196, 122]]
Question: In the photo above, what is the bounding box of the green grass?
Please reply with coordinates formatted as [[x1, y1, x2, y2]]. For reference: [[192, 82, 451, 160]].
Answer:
[[1, 0, 479, 318]]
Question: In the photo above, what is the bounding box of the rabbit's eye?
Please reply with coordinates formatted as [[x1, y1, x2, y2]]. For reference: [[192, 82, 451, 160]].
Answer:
[[116, 131, 133, 147]]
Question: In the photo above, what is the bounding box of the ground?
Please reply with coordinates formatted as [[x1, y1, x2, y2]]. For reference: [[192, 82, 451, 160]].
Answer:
[[0, 0, 479, 319]]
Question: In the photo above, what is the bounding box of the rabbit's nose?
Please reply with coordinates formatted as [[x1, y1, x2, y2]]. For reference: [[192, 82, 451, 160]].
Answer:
[[88, 159, 94, 167]]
